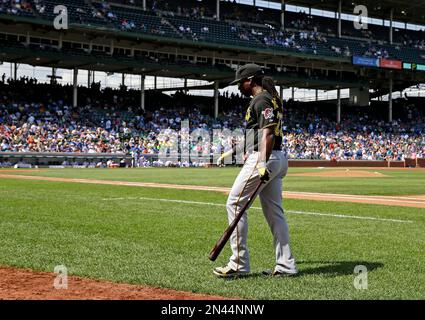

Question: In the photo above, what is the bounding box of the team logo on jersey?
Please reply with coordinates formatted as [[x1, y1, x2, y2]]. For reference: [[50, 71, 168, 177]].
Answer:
[[262, 108, 274, 120]]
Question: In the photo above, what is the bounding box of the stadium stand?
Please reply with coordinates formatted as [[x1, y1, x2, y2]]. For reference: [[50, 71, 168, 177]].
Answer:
[[1, 0, 425, 62], [0, 0, 425, 167], [0, 78, 423, 166], [0, 0, 35, 17], [91, 1, 180, 37]]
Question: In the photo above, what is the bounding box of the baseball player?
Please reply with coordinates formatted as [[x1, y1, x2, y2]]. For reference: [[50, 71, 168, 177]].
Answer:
[[214, 64, 297, 277]]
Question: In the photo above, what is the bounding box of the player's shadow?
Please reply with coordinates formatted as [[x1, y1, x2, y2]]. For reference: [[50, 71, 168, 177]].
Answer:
[[218, 260, 384, 280], [295, 260, 384, 277]]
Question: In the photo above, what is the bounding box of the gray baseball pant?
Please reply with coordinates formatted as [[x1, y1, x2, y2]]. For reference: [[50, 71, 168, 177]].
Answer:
[[226, 150, 297, 274]]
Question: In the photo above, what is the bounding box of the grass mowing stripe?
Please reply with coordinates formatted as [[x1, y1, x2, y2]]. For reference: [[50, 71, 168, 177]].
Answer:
[[2, 174, 424, 208], [2, 178, 424, 299], [3, 167, 425, 196], [102, 196, 413, 224]]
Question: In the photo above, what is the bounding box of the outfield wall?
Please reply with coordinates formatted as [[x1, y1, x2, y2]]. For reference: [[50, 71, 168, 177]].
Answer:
[[288, 159, 423, 168], [417, 158, 425, 167], [0, 152, 132, 167], [0, 152, 423, 168]]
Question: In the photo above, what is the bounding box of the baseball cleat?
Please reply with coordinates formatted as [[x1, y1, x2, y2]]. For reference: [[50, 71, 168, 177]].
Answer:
[[213, 266, 249, 278], [262, 268, 298, 277]]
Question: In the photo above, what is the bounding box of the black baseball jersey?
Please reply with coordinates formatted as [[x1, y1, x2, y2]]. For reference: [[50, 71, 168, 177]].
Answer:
[[244, 91, 283, 152]]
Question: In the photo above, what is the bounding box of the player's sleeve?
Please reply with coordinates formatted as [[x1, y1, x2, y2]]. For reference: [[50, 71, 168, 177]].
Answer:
[[255, 95, 278, 129]]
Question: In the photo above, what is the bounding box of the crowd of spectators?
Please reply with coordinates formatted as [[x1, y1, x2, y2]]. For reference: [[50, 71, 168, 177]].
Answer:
[[149, 0, 214, 19], [3, 0, 425, 49], [1, 2, 425, 168], [397, 31, 425, 50], [0, 78, 248, 161], [281, 104, 425, 161], [363, 45, 390, 59], [247, 27, 328, 55], [0, 78, 424, 167], [3, 0, 425, 64], [0, 0, 34, 16]]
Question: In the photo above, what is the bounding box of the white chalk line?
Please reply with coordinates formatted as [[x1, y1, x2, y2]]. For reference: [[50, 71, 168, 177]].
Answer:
[[102, 197, 413, 224]]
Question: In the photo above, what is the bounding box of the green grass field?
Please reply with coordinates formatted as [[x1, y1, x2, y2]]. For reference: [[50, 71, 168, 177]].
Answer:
[[0, 168, 424, 299], [2, 167, 425, 195]]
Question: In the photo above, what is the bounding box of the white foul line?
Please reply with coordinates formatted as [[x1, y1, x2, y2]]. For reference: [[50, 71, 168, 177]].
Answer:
[[283, 191, 425, 205], [102, 197, 413, 224]]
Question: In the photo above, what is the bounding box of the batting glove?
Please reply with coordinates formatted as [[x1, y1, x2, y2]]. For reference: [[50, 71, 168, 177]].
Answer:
[[256, 162, 270, 182]]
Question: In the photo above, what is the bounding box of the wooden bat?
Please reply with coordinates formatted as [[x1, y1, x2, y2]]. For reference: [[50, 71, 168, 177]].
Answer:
[[209, 180, 264, 261]]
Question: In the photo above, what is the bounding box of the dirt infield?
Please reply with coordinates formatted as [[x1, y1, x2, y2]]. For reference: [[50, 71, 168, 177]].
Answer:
[[289, 170, 387, 178], [0, 266, 230, 300], [1, 173, 425, 208], [282, 192, 425, 208]]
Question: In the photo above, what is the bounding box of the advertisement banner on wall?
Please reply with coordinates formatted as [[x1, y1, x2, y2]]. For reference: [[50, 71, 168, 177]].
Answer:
[[352, 56, 380, 67], [380, 59, 402, 69], [402, 62, 425, 71], [416, 64, 425, 71]]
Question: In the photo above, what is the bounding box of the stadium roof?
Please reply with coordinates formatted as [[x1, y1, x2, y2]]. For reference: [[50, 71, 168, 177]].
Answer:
[[276, 0, 425, 25]]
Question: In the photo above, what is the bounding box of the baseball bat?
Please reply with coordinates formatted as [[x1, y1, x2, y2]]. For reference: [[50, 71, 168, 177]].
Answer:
[[209, 180, 264, 261]]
